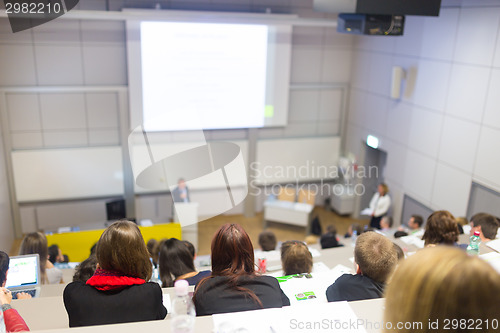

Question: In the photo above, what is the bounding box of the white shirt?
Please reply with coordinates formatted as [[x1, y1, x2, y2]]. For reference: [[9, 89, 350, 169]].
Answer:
[[369, 193, 391, 217]]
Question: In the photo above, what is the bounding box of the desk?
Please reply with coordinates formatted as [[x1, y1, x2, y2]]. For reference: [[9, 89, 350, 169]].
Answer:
[[263, 200, 313, 228]]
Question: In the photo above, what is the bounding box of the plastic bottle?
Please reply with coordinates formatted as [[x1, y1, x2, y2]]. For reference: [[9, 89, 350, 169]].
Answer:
[[351, 230, 358, 247], [171, 279, 196, 333], [0, 306, 6, 333], [466, 231, 481, 255]]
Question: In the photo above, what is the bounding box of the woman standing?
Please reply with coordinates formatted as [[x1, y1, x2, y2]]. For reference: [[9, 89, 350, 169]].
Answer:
[[369, 183, 391, 229]]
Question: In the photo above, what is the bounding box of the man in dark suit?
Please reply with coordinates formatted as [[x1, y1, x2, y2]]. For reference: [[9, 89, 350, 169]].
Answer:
[[172, 178, 190, 203]]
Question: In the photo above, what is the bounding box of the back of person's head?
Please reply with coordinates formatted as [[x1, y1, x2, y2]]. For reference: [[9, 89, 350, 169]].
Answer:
[[146, 238, 159, 265], [470, 213, 499, 240], [211, 223, 255, 276], [96, 220, 152, 280], [354, 232, 397, 284], [90, 242, 97, 256], [73, 255, 98, 283], [258, 230, 277, 251], [320, 225, 341, 249], [19, 232, 48, 283], [422, 210, 459, 246], [280, 241, 312, 276], [411, 215, 424, 228], [384, 246, 500, 333], [380, 216, 393, 229], [194, 223, 261, 308], [158, 238, 196, 287], [0, 251, 9, 286], [182, 240, 196, 258], [48, 244, 60, 264]]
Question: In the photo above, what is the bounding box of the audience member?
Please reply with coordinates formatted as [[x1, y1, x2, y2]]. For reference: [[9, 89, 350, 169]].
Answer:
[[422, 210, 460, 247], [344, 223, 363, 238], [395, 214, 423, 238], [304, 234, 319, 245], [470, 213, 499, 242], [0, 251, 30, 332], [320, 225, 342, 249], [393, 243, 404, 261], [384, 247, 500, 333], [158, 238, 210, 287], [19, 232, 63, 284], [455, 216, 468, 234], [48, 244, 64, 264], [368, 183, 391, 229], [72, 255, 98, 283], [63, 220, 167, 327], [258, 230, 277, 251], [280, 241, 313, 276], [146, 239, 159, 267], [326, 232, 397, 302], [380, 216, 393, 231], [193, 224, 290, 316]]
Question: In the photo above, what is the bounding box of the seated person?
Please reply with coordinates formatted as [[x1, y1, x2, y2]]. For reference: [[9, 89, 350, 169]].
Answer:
[[422, 210, 461, 247], [326, 232, 397, 302], [19, 232, 63, 284], [393, 243, 405, 261], [344, 223, 363, 238], [72, 255, 98, 283], [48, 244, 64, 264], [0, 251, 30, 332], [395, 214, 423, 237], [320, 225, 343, 249], [193, 224, 290, 316], [63, 221, 167, 327], [158, 238, 210, 287], [384, 247, 500, 333], [469, 213, 499, 242], [258, 230, 277, 251], [183, 240, 196, 258], [280, 241, 313, 276], [146, 239, 159, 267], [455, 216, 468, 234], [380, 216, 393, 232]]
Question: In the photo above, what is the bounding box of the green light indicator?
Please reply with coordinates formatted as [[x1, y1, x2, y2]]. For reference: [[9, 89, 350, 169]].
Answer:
[[265, 105, 274, 118]]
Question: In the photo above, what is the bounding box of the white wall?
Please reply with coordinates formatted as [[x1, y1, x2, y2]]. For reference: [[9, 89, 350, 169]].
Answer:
[[0, 125, 14, 252], [346, 3, 500, 223]]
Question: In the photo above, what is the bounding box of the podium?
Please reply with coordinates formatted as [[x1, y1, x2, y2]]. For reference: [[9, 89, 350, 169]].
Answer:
[[173, 202, 199, 250]]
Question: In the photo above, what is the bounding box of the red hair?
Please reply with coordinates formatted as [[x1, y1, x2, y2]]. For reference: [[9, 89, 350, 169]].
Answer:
[[194, 224, 262, 306]]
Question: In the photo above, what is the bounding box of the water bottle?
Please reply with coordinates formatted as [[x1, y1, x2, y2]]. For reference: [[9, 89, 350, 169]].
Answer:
[[466, 231, 481, 255], [0, 306, 6, 333], [171, 279, 196, 333], [351, 230, 358, 247]]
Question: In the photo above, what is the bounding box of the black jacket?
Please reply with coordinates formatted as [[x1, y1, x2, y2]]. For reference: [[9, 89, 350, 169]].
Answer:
[[326, 273, 384, 302], [193, 275, 290, 316], [63, 281, 167, 327]]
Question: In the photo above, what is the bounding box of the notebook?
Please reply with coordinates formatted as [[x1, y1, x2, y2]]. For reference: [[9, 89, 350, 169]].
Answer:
[[5, 254, 41, 298]]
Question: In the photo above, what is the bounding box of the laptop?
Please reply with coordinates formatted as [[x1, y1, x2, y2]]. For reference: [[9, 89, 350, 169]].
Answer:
[[5, 254, 41, 298]]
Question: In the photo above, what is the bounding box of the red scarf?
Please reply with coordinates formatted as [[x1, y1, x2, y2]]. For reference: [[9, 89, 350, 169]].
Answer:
[[86, 268, 146, 291]]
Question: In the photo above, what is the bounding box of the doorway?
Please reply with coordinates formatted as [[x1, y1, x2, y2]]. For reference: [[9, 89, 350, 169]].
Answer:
[[359, 143, 388, 215]]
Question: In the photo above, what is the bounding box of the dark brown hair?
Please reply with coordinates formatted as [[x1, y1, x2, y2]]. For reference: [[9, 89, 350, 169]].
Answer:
[[422, 210, 459, 246], [354, 232, 398, 284], [194, 224, 261, 307], [258, 230, 277, 251], [73, 255, 98, 283], [158, 238, 196, 287], [146, 238, 159, 266], [19, 232, 49, 284], [96, 220, 152, 280], [0, 251, 9, 286], [280, 241, 313, 276], [470, 213, 500, 240]]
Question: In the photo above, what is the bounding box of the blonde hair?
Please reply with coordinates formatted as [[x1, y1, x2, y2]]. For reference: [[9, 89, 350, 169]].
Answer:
[[354, 232, 397, 284], [19, 232, 49, 284], [379, 183, 389, 196], [384, 246, 500, 333]]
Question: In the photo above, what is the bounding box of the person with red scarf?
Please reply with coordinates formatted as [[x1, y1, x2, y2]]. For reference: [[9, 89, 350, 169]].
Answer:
[[63, 221, 167, 327]]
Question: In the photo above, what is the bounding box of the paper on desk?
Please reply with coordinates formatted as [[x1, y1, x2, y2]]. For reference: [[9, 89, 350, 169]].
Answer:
[[360, 208, 373, 216], [479, 252, 500, 274], [213, 301, 366, 332], [162, 293, 171, 313], [486, 238, 500, 252], [399, 235, 425, 249]]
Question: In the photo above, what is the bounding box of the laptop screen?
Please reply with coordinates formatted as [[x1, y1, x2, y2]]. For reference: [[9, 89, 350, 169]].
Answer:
[[5, 254, 39, 289]]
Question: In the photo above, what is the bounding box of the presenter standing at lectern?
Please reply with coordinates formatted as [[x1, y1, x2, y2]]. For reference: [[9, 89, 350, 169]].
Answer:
[[172, 178, 190, 203], [369, 183, 391, 230]]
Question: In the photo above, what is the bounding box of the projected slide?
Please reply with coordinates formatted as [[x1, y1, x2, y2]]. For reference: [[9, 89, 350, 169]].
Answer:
[[141, 22, 269, 131]]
